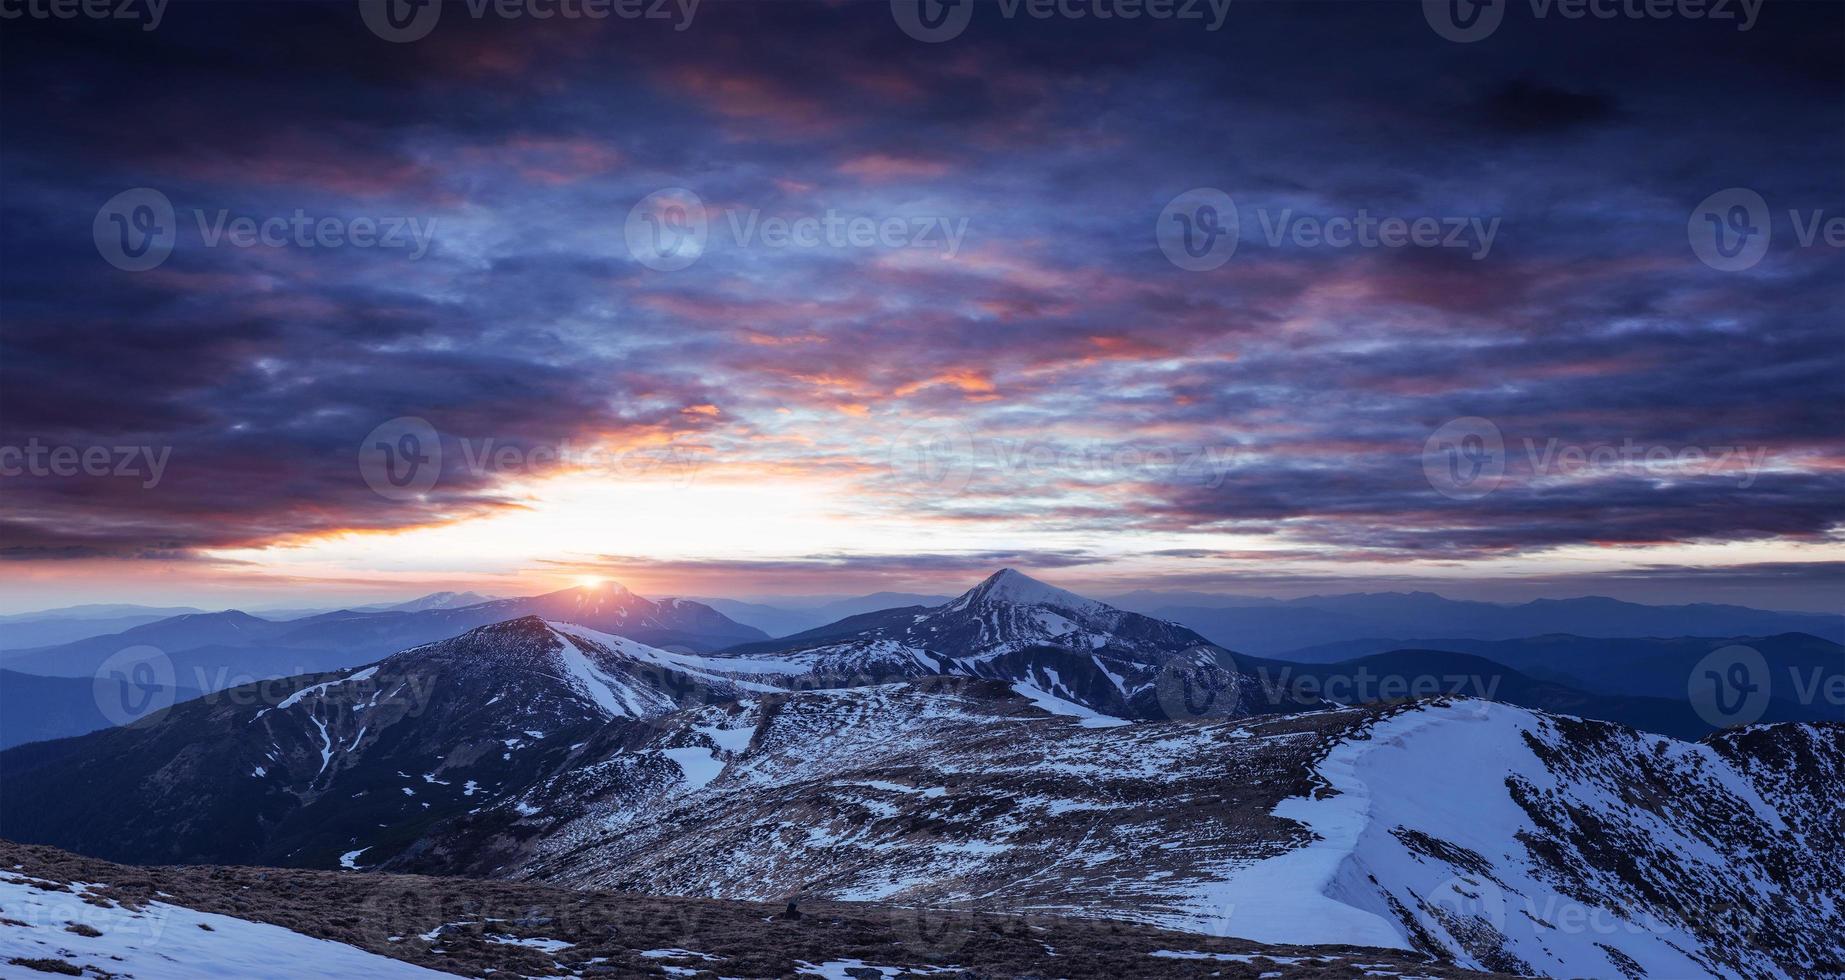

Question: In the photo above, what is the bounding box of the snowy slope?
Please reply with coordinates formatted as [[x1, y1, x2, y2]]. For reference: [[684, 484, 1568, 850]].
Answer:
[[1202, 699, 1844, 978], [0, 872, 445, 978], [490, 691, 1840, 980], [509, 679, 1333, 912]]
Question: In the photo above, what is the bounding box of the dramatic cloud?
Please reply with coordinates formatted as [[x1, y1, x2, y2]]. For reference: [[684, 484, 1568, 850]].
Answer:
[[1, 2, 1840, 603]]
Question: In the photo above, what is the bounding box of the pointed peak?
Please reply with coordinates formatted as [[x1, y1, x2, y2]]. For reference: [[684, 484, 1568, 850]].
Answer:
[[982, 567, 1040, 591], [958, 568, 1103, 611]]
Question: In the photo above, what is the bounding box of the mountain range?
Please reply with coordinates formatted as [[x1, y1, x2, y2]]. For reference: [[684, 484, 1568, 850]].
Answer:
[[3, 568, 1841, 978], [0, 605, 207, 649], [1127, 592, 1842, 655], [5, 642, 1837, 977], [0, 582, 766, 685]]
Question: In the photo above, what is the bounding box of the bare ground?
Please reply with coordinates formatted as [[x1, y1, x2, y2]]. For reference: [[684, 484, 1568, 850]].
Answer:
[[0, 839, 1509, 979]]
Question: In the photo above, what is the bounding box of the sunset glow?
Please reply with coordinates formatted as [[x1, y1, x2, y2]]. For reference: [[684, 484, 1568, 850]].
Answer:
[[1, 3, 1841, 614]]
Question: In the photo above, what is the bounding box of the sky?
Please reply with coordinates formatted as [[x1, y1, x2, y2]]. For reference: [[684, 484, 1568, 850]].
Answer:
[[1, 0, 1842, 614]]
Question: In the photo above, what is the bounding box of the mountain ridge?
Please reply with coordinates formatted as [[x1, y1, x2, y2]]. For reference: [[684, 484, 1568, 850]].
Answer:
[[2, 596, 1840, 979], [0, 583, 768, 684]]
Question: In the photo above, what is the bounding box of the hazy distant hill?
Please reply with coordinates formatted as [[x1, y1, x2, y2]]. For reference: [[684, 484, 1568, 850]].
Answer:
[[0, 611, 206, 649], [1147, 592, 1843, 654], [1247, 648, 1823, 740], [1277, 632, 1842, 689], [0, 669, 202, 749], [0, 584, 765, 686]]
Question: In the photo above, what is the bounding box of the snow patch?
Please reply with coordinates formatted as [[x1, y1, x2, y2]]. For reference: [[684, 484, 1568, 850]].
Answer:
[[661, 746, 725, 790], [0, 873, 446, 978], [1010, 682, 1130, 728]]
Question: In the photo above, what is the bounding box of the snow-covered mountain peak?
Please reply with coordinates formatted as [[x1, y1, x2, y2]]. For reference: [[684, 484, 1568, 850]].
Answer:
[[951, 568, 1108, 617], [718, 570, 1299, 721]]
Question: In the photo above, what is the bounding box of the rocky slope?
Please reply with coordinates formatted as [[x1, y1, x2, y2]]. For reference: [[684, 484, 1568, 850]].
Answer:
[[0, 618, 795, 867], [444, 690, 1844, 979]]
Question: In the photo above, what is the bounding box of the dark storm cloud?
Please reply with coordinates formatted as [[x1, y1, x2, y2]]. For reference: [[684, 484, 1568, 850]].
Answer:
[[1474, 80, 1617, 133], [0, 0, 1840, 593]]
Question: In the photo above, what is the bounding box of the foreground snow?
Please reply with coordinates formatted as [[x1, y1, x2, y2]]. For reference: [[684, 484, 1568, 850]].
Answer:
[[1196, 699, 1829, 978], [0, 873, 445, 979]]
